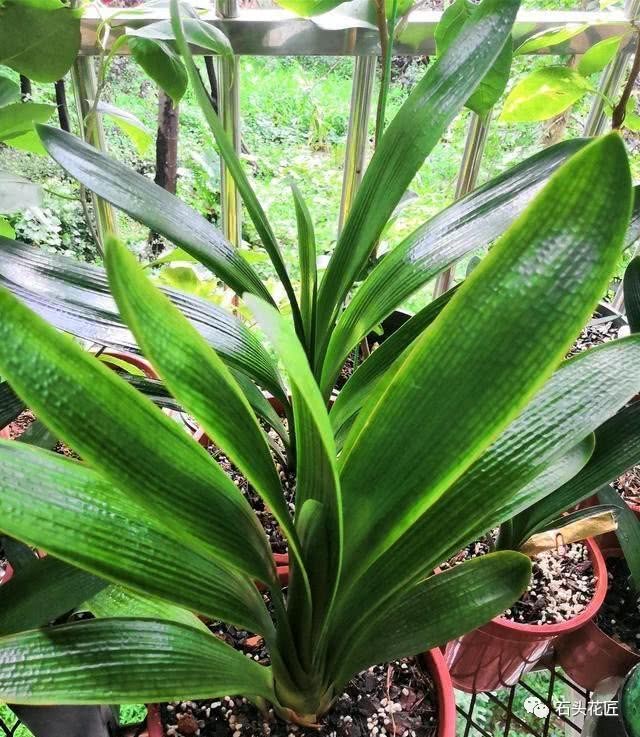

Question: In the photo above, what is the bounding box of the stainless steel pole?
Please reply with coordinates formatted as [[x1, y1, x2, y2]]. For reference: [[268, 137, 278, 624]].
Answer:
[[586, 0, 640, 310], [583, 0, 640, 136], [70, 57, 118, 248], [338, 55, 376, 233], [217, 0, 242, 247], [432, 109, 491, 297]]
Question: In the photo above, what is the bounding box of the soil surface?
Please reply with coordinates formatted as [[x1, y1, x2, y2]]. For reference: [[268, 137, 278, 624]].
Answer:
[[596, 556, 640, 654], [160, 653, 438, 737], [205, 448, 293, 554], [2, 410, 80, 459], [614, 466, 640, 508], [566, 309, 622, 358], [335, 352, 357, 391], [1, 409, 35, 439], [445, 539, 596, 626]]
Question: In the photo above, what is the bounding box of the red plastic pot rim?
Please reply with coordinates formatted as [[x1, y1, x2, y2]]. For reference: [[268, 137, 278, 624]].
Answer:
[[99, 350, 158, 380], [421, 647, 456, 737], [478, 538, 607, 639]]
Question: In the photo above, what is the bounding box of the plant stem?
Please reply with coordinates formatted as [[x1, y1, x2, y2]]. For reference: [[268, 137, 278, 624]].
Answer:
[[54, 80, 71, 133], [612, 30, 640, 130], [374, 0, 398, 148]]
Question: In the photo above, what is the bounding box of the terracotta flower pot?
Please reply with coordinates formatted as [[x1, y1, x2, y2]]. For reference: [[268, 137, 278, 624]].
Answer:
[[556, 548, 640, 691], [421, 647, 456, 737], [443, 539, 607, 692]]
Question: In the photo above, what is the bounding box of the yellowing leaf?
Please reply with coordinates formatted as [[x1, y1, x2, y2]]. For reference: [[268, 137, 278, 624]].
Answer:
[[515, 24, 588, 55], [96, 102, 152, 157], [501, 66, 592, 123]]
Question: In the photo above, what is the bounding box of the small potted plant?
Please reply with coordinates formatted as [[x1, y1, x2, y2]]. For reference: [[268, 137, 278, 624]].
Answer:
[[556, 486, 640, 691]]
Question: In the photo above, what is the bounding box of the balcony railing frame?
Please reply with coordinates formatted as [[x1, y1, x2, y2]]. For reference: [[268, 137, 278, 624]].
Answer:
[[73, 3, 639, 311]]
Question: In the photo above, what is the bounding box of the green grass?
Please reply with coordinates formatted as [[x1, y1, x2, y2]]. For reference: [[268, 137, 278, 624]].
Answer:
[[0, 705, 34, 737], [0, 704, 146, 733]]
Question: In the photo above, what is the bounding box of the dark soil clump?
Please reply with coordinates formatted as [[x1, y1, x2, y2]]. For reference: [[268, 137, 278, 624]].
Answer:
[[335, 351, 357, 391], [614, 466, 640, 508], [161, 655, 438, 737], [596, 556, 640, 654], [566, 310, 621, 358], [1, 410, 35, 439], [206, 448, 293, 554]]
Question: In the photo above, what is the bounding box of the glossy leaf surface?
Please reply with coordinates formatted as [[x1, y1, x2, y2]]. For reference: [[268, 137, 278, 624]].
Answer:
[[335, 552, 530, 683], [0, 0, 81, 83], [332, 336, 640, 654], [0, 556, 107, 636], [37, 125, 272, 303], [0, 619, 274, 704], [338, 135, 631, 585], [0, 287, 275, 583], [0, 441, 271, 634], [0, 237, 285, 401], [322, 139, 588, 389], [105, 237, 302, 569]]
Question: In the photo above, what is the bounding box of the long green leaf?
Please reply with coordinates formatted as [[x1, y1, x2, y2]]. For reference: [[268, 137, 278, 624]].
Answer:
[[0, 441, 271, 635], [523, 399, 640, 536], [334, 552, 530, 685], [291, 183, 317, 352], [0, 556, 107, 637], [315, 0, 521, 347], [337, 134, 631, 586], [246, 295, 341, 642], [331, 336, 640, 657], [0, 619, 275, 704], [624, 255, 640, 334], [169, 0, 304, 340], [0, 236, 286, 402], [0, 287, 275, 584], [320, 139, 588, 389], [497, 435, 595, 550], [105, 236, 305, 572], [330, 286, 458, 437], [87, 586, 209, 632], [36, 125, 272, 303]]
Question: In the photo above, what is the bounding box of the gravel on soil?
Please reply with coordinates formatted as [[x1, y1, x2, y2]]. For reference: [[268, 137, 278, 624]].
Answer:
[[614, 466, 640, 508], [160, 655, 438, 737], [444, 539, 596, 626]]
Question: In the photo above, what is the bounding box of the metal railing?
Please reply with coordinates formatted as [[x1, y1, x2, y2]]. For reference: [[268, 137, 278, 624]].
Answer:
[[73, 2, 640, 309]]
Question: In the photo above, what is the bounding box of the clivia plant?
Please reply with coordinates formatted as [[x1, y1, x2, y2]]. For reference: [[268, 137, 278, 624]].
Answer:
[[0, 0, 639, 729]]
